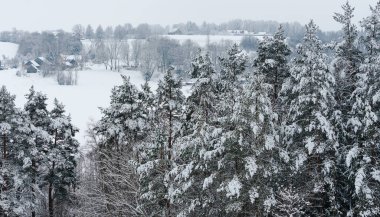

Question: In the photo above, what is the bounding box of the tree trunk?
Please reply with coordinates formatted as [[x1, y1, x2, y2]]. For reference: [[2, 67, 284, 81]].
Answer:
[[274, 71, 278, 103], [32, 158, 36, 217], [168, 109, 172, 163], [2, 135, 6, 160], [1, 135, 7, 217], [48, 162, 55, 217]]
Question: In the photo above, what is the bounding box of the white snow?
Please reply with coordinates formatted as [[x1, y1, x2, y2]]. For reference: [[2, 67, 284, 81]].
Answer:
[[371, 169, 380, 182], [249, 187, 259, 203], [245, 157, 257, 178], [346, 146, 359, 167], [203, 174, 215, 190], [265, 135, 275, 150], [295, 152, 307, 171], [226, 176, 242, 198], [305, 137, 315, 155], [355, 167, 367, 196], [0, 42, 19, 60]]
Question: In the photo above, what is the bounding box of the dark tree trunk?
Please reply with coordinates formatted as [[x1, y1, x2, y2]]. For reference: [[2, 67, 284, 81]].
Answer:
[[32, 158, 36, 217], [1, 135, 7, 217], [48, 162, 55, 217]]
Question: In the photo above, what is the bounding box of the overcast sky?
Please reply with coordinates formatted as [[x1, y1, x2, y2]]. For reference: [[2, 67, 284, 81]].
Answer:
[[0, 0, 377, 32]]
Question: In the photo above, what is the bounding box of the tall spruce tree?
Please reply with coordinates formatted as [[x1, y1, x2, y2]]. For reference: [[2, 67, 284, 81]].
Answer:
[[346, 59, 380, 217], [10, 109, 37, 216], [360, 1, 380, 58], [138, 67, 184, 216], [46, 99, 79, 217], [0, 86, 18, 216], [0, 87, 35, 216], [333, 2, 362, 102], [344, 2, 380, 215], [95, 76, 149, 216], [254, 25, 291, 104], [24, 86, 52, 217], [170, 53, 221, 216], [236, 71, 279, 216], [183, 44, 275, 216], [332, 2, 363, 214], [332, 1, 363, 137], [282, 20, 338, 216]]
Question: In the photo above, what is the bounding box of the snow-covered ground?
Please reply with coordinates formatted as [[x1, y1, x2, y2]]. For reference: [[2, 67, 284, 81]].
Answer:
[[0, 65, 191, 151], [0, 42, 19, 60]]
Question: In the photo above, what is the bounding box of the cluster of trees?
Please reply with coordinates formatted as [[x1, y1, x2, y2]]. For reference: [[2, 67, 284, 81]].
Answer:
[[78, 21, 338, 72], [74, 20, 338, 41], [87, 32, 233, 80], [17, 31, 82, 63], [130, 37, 200, 79], [72, 2, 380, 216], [0, 86, 79, 216]]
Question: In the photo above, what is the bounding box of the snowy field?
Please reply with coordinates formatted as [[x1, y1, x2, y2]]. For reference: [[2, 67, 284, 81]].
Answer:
[[0, 42, 19, 60], [0, 65, 192, 151]]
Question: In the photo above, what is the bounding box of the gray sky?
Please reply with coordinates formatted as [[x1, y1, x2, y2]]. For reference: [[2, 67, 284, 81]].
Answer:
[[0, 0, 377, 32]]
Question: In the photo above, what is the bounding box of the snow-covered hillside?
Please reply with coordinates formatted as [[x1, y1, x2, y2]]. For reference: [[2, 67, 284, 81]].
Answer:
[[0, 42, 18, 60]]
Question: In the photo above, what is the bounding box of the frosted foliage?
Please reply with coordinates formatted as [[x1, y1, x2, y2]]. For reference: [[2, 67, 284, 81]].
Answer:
[[305, 137, 315, 155], [264, 193, 276, 213], [226, 176, 242, 198], [355, 168, 370, 198], [245, 157, 258, 178], [203, 174, 215, 190], [249, 187, 259, 204], [346, 146, 359, 167], [295, 153, 307, 171], [265, 135, 275, 150], [371, 170, 380, 182]]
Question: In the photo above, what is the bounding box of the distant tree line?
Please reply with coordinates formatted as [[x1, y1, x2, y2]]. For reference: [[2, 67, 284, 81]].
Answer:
[[0, 19, 343, 84]]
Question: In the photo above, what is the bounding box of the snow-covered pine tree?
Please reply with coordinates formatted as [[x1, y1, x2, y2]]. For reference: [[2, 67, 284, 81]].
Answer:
[[360, 1, 380, 58], [346, 59, 380, 217], [0, 87, 52, 216], [184, 44, 275, 216], [282, 20, 338, 216], [9, 108, 38, 216], [235, 71, 279, 215], [206, 44, 249, 216], [0, 86, 18, 216], [136, 80, 155, 163], [138, 67, 184, 216], [254, 25, 291, 104], [46, 99, 79, 217], [344, 2, 380, 215], [139, 81, 155, 122], [332, 2, 364, 214], [95, 76, 149, 216], [24, 86, 52, 217], [170, 52, 221, 216], [333, 1, 362, 106]]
